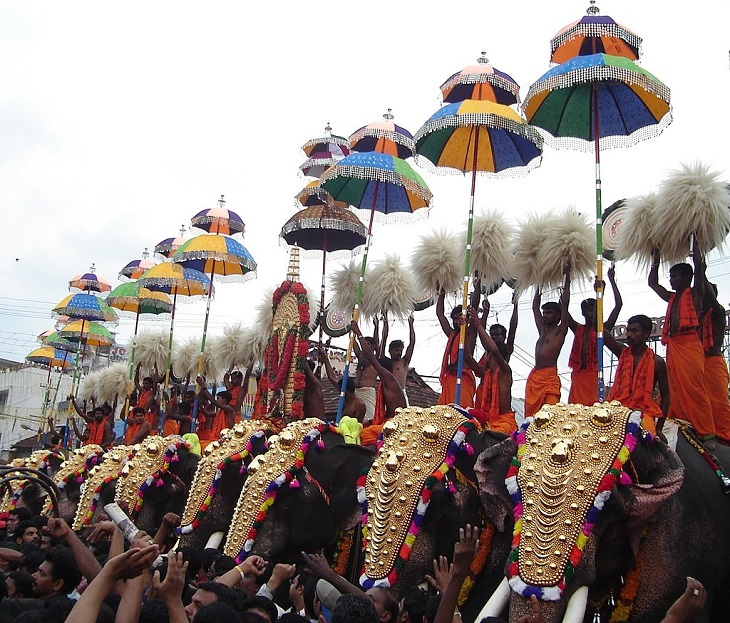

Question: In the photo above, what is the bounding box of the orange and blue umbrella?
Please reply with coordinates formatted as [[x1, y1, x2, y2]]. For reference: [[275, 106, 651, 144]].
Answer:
[[154, 233, 187, 260], [52, 293, 119, 324], [349, 110, 415, 159], [440, 53, 521, 105], [57, 320, 114, 347], [550, 2, 642, 64], [172, 234, 256, 282], [119, 250, 156, 282], [191, 196, 246, 236], [26, 346, 73, 370], [68, 265, 112, 293], [523, 52, 671, 399]]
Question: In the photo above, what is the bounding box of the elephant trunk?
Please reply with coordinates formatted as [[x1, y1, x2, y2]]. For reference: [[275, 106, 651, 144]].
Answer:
[[474, 577, 510, 621]]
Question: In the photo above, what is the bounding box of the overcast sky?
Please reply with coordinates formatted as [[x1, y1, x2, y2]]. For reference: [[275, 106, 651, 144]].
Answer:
[[2, 1, 729, 398]]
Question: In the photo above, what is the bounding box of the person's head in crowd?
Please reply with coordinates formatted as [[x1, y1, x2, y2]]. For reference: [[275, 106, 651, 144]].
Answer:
[[194, 602, 241, 623], [238, 560, 273, 597], [299, 572, 319, 621], [201, 548, 219, 573], [185, 581, 236, 622], [398, 587, 428, 623], [14, 521, 40, 547], [179, 546, 202, 582], [424, 595, 441, 623], [207, 554, 236, 581], [241, 595, 278, 623], [38, 534, 53, 551], [332, 594, 379, 623], [278, 614, 309, 623], [240, 613, 269, 623], [139, 599, 171, 623], [7, 508, 32, 533], [31, 546, 81, 598], [21, 548, 46, 574], [366, 586, 399, 623], [6, 570, 34, 598]]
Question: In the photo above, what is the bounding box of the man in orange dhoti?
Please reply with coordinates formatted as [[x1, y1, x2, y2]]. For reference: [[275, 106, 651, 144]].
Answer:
[[604, 314, 669, 436], [436, 292, 476, 407], [649, 244, 715, 441], [701, 284, 730, 443], [525, 266, 571, 417], [567, 266, 622, 404]]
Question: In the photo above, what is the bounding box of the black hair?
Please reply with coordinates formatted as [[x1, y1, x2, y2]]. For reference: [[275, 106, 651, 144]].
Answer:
[[178, 401, 192, 416], [580, 298, 596, 314], [345, 378, 356, 393], [278, 614, 309, 623], [541, 301, 561, 314], [139, 599, 170, 623], [210, 554, 236, 577], [450, 305, 463, 317], [669, 262, 693, 279], [240, 613, 269, 623], [196, 581, 238, 607], [217, 390, 232, 402], [132, 407, 145, 416], [44, 546, 82, 594], [400, 586, 428, 623], [9, 508, 32, 521], [370, 586, 399, 623], [389, 340, 404, 350], [300, 571, 318, 620], [143, 376, 154, 384], [627, 314, 653, 333], [424, 595, 441, 623], [14, 521, 37, 541], [195, 602, 241, 623], [332, 594, 378, 623], [178, 545, 202, 579], [7, 570, 34, 598], [490, 323, 507, 337], [242, 595, 279, 623]]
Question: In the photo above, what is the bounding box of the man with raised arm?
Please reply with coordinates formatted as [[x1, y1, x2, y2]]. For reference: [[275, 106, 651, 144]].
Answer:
[[648, 240, 715, 442], [387, 314, 416, 396], [567, 265, 623, 404], [436, 290, 476, 407], [318, 344, 367, 423], [525, 264, 570, 417]]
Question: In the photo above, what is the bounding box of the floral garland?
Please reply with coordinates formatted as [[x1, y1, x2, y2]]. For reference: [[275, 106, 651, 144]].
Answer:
[[177, 430, 268, 535], [609, 527, 649, 622], [133, 439, 190, 513], [84, 472, 122, 526], [506, 412, 642, 601], [258, 280, 310, 423], [458, 521, 495, 606], [58, 450, 104, 494], [235, 422, 330, 563], [359, 419, 477, 588], [332, 528, 355, 576]]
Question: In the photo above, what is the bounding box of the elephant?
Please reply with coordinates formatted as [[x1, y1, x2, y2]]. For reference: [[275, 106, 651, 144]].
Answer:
[[473, 402, 730, 623], [45, 444, 105, 523], [222, 417, 375, 566], [177, 420, 271, 551], [0, 449, 67, 516], [359, 404, 514, 623]]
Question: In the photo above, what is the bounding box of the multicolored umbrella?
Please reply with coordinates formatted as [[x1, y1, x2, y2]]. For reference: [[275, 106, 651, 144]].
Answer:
[[52, 293, 119, 324], [57, 320, 114, 347], [550, 1, 642, 65], [154, 226, 187, 260], [119, 249, 156, 282], [320, 150, 432, 420], [281, 203, 367, 342], [440, 53, 521, 105], [414, 98, 543, 404], [41, 332, 88, 354], [68, 264, 112, 293], [301, 123, 351, 158], [523, 52, 671, 398], [191, 195, 246, 236], [295, 180, 338, 208], [349, 110, 415, 159], [26, 346, 73, 369], [106, 282, 173, 316]]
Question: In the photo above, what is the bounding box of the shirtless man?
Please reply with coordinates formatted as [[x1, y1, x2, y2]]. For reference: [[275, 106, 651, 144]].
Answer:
[[700, 281, 730, 443], [467, 309, 516, 434], [436, 290, 477, 407], [603, 314, 669, 436], [525, 265, 570, 417], [567, 265, 622, 404], [387, 314, 415, 392], [648, 240, 714, 441], [223, 365, 252, 421], [480, 292, 518, 362], [318, 345, 367, 423], [302, 360, 325, 421], [353, 333, 379, 424]]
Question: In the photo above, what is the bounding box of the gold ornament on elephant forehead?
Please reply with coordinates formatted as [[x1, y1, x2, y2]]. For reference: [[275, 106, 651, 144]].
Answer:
[[517, 402, 632, 587], [72, 445, 136, 531], [364, 405, 469, 581], [180, 421, 268, 528], [42, 445, 104, 515], [223, 418, 324, 560], [0, 458, 29, 514]]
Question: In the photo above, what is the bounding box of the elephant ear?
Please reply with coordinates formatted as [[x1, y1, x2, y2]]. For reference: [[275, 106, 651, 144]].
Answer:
[[474, 435, 517, 533], [614, 440, 684, 555]]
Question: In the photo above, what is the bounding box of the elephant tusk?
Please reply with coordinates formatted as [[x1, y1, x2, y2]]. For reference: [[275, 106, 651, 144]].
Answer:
[[474, 577, 510, 621], [562, 586, 588, 623], [205, 531, 225, 550]]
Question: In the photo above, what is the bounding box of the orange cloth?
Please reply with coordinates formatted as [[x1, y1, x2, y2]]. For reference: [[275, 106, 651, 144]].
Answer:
[[438, 331, 476, 407], [524, 367, 561, 417], [125, 421, 142, 445], [360, 424, 383, 447], [607, 348, 662, 436], [489, 411, 517, 435], [162, 417, 179, 437], [568, 325, 597, 371], [661, 288, 699, 344], [568, 368, 599, 405], [701, 312, 714, 353], [665, 332, 714, 438], [229, 386, 243, 423], [137, 389, 153, 411], [704, 355, 730, 441], [84, 420, 104, 446], [372, 385, 387, 426], [474, 357, 494, 413]]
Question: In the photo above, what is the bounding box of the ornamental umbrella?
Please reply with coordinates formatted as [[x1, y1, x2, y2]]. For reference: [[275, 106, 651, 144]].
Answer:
[[68, 264, 112, 293], [414, 98, 543, 404], [440, 52, 521, 105], [154, 225, 188, 260], [191, 195, 246, 236], [280, 202, 367, 343], [52, 293, 119, 324], [550, 1, 642, 64], [172, 233, 257, 425], [300, 123, 351, 179], [41, 331, 88, 354], [523, 52, 671, 398], [26, 346, 73, 370], [320, 150, 432, 420], [349, 110, 415, 159], [295, 180, 339, 208], [57, 320, 114, 347], [119, 249, 156, 282]]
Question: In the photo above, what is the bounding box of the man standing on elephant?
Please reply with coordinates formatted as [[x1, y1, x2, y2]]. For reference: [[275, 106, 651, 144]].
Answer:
[[525, 264, 570, 417], [700, 282, 730, 445], [436, 290, 476, 407], [603, 314, 669, 436], [649, 240, 715, 443]]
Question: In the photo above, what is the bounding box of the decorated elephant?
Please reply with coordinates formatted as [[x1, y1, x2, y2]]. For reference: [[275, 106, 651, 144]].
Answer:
[[473, 402, 730, 623], [176, 420, 271, 551], [0, 449, 67, 516], [222, 417, 375, 566], [360, 404, 515, 623], [44, 444, 105, 523]]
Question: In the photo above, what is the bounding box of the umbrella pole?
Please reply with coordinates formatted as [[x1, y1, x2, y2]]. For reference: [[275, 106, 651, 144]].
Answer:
[[66, 317, 87, 450], [593, 85, 605, 401], [319, 232, 328, 346], [48, 352, 69, 448], [164, 289, 178, 394], [192, 263, 216, 432], [454, 131, 480, 405], [122, 310, 141, 438], [336, 186, 380, 423]]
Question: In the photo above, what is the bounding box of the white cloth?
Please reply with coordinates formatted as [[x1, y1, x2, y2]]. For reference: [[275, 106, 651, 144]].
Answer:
[[355, 386, 376, 424]]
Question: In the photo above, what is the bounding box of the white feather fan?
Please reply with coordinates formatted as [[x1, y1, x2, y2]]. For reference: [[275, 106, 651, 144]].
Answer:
[[360, 254, 416, 320], [78, 371, 100, 402], [210, 323, 251, 372], [614, 194, 660, 267], [96, 363, 129, 406], [132, 332, 170, 375], [410, 229, 463, 295], [329, 260, 363, 314], [173, 338, 218, 380], [651, 162, 730, 264], [468, 210, 514, 287], [537, 209, 594, 289], [510, 213, 554, 292]]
